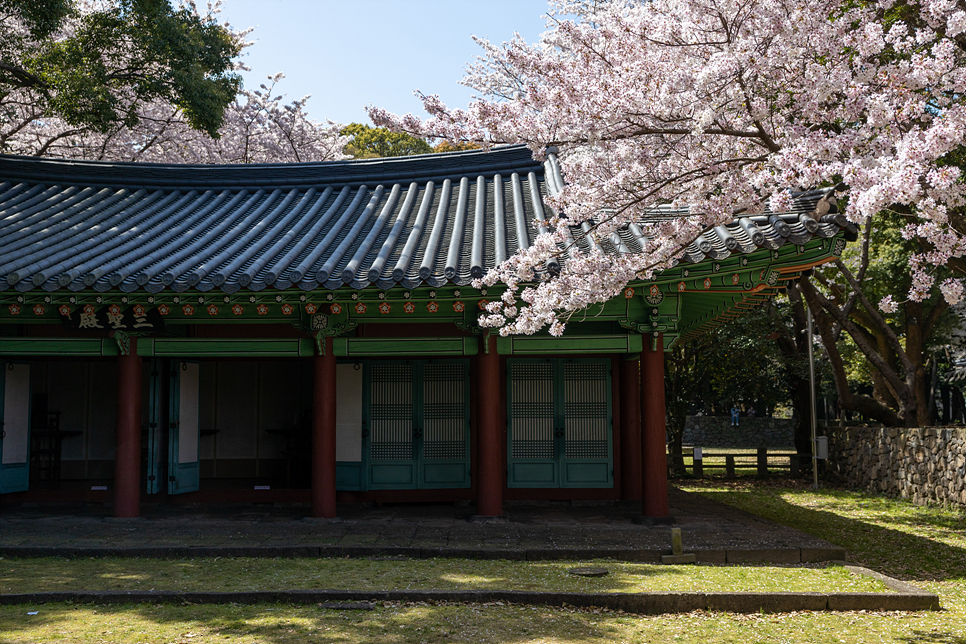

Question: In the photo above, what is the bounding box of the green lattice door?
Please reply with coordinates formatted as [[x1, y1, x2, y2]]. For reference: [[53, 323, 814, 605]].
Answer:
[[507, 358, 613, 488], [365, 360, 470, 490]]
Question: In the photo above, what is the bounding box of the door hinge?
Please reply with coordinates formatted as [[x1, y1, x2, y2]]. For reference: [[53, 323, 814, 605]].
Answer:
[[168, 475, 176, 482], [147, 475, 156, 481]]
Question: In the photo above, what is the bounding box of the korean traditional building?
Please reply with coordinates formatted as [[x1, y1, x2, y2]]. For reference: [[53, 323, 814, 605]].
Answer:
[[0, 146, 856, 519]]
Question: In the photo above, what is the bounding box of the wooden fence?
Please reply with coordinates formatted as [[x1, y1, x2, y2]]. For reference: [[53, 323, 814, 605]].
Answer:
[[668, 448, 807, 477]]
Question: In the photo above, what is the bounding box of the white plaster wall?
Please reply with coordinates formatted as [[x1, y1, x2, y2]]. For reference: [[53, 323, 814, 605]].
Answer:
[[335, 363, 363, 462]]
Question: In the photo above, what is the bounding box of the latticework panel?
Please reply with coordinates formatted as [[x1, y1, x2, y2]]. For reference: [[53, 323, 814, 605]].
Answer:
[[422, 362, 467, 460], [509, 361, 555, 460], [563, 361, 609, 459], [369, 362, 413, 461]]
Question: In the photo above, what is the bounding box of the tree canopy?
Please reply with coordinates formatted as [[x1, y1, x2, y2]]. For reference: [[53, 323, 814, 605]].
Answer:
[[0, 0, 242, 138], [1, 3, 349, 164], [340, 123, 432, 159]]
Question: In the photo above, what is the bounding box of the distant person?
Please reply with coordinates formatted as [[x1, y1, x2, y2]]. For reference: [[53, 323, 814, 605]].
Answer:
[[730, 406, 740, 427], [747, 406, 756, 417]]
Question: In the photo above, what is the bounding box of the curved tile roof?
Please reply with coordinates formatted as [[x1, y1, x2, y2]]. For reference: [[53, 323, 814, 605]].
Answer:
[[0, 146, 855, 294]]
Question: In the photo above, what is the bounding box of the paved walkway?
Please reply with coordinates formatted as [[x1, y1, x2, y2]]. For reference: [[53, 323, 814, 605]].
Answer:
[[0, 487, 843, 562]]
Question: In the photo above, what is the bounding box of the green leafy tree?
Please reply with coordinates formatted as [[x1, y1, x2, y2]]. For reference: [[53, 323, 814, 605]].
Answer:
[[341, 123, 431, 159], [800, 214, 955, 428], [0, 0, 241, 139], [664, 335, 713, 475], [433, 140, 480, 153]]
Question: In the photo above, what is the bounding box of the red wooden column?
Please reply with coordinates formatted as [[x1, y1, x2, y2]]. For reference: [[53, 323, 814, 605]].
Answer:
[[476, 334, 503, 517], [114, 337, 142, 518], [311, 337, 337, 518], [620, 355, 642, 501], [641, 333, 669, 517]]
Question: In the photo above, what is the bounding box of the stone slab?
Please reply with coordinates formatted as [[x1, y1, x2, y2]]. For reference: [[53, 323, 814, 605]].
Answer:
[[726, 548, 801, 564], [801, 547, 847, 562], [704, 592, 828, 613], [660, 553, 697, 564], [694, 549, 727, 564]]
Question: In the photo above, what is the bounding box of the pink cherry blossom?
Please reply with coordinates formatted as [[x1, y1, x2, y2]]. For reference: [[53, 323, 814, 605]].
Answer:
[[370, 0, 966, 334]]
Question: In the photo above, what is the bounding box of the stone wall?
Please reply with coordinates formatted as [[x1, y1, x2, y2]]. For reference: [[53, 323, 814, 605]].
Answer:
[[827, 425, 966, 508], [682, 416, 795, 448]]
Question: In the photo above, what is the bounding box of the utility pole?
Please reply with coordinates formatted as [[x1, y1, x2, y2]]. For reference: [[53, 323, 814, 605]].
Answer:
[[807, 305, 819, 490]]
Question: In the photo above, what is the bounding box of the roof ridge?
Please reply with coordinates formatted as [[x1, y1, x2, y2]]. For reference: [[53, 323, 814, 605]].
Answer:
[[0, 145, 541, 190]]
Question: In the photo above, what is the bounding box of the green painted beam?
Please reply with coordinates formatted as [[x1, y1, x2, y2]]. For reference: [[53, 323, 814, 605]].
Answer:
[[496, 334, 643, 355], [0, 338, 117, 356], [332, 337, 478, 357], [152, 338, 315, 357]]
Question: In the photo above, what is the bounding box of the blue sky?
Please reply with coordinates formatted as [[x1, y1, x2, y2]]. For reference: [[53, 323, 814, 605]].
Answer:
[[219, 0, 551, 125]]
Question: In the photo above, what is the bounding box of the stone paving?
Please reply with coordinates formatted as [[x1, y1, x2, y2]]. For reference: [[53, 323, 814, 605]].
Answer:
[[0, 487, 842, 561]]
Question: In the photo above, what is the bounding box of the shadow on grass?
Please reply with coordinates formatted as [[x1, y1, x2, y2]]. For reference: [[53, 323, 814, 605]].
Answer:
[[0, 602, 622, 644], [899, 633, 966, 644], [678, 480, 966, 582]]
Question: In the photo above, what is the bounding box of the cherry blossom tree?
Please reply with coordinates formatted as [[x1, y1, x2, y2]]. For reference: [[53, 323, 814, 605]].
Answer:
[[369, 0, 966, 338], [9, 73, 350, 163]]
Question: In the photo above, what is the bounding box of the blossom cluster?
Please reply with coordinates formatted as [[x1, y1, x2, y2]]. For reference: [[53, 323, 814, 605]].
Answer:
[[370, 0, 966, 334]]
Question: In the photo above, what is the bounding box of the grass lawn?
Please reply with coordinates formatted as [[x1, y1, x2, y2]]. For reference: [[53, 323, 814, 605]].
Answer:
[[1, 479, 964, 643], [0, 557, 885, 594]]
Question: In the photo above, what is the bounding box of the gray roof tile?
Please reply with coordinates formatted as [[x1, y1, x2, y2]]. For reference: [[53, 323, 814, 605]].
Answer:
[[0, 146, 855, 294]]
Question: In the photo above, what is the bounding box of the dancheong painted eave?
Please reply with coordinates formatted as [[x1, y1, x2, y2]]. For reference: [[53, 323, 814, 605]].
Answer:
[[0, 145, 857, 296]]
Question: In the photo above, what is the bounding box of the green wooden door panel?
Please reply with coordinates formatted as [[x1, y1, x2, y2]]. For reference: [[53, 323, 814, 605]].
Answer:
[[507, 359, 557, 488], [369, 463, 416, 486], [422, 462, 467, 485], [507, 358, 613, 489], [561, 359, 613, 488], [0, 362, 31, 494], [366, 361, 416, 490], [363, 359, 471, 490], [564, 462, 611, 484], [419, 361, 470, 489], [335, 462, 363, 490], [509, 462, 556, 486]]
